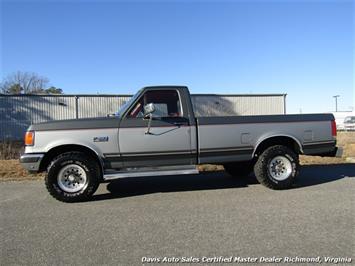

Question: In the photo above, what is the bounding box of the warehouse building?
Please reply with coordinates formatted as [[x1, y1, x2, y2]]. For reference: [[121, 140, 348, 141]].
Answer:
[[0, 93, 286, 140]]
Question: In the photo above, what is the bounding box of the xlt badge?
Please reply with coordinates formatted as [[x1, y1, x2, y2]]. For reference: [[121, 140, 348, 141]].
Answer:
[[93, 136, 109, 142]]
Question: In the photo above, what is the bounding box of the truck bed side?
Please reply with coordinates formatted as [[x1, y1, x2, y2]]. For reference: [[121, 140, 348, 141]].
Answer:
[[196, 113, 335, 164]]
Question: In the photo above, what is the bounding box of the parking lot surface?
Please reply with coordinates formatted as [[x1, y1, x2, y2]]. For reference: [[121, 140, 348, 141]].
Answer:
[[1, 164, 354, 265]]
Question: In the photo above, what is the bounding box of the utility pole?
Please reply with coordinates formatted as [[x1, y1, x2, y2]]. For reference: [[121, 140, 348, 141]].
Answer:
[[333, 95, 340, 112]]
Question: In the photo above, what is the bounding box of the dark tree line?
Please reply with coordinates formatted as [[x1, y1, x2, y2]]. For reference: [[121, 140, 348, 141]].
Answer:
[[0, 71, 63, 94]]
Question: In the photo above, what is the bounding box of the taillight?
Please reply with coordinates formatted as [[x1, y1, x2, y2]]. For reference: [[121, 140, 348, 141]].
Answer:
[[331, 120, 337, 137], [25, 131, 35, 146]]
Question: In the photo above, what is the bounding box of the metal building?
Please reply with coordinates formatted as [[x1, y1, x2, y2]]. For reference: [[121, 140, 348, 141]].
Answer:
[[191, 94, 286, 117], [0, 93, 286, 140]]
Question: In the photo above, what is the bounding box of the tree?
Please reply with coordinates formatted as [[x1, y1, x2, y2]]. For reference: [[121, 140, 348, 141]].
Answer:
[[7, 84, 23, 94], [0, 71, 63, 94], [44, 86, 63, 94]]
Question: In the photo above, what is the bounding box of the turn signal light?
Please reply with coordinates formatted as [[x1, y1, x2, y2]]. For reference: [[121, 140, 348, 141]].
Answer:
[[25, 131, 35, 146]]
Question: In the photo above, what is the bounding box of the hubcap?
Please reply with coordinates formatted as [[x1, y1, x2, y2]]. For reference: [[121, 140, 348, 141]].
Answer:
[[268, 156, 292, 181], [57, 164, 88, 193]]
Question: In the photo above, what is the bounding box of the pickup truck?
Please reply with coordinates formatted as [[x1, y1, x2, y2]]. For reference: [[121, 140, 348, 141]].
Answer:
[[20, 86, 341, 202]]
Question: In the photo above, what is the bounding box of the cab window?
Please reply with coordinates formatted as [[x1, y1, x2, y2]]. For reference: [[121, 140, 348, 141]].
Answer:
[[127, 90, 183, 118]]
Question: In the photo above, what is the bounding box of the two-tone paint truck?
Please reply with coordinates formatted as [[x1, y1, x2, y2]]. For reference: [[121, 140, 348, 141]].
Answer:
[[20, 86, 341, 202]]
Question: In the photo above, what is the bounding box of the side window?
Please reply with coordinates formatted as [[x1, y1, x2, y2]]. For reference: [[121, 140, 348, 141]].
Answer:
[[127, 90, 183, 118]]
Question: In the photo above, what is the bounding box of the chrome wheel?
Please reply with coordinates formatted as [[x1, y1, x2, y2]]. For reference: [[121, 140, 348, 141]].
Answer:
[[57, 164, 88, 193], [268, 156, 292, 181]]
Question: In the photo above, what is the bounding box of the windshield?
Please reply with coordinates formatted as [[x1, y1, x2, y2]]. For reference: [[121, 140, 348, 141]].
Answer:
[[116, 89, 143, 116]]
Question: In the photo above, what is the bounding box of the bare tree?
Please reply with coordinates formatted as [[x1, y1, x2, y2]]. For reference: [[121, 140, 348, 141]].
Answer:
[[0, 71, 50, 94]]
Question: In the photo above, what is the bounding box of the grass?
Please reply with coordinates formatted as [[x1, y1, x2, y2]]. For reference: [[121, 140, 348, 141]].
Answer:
[[300, 132, 355, 165], [0, 132, 354, 181], [0, 160, 44, 181], [0, 140, 24, 160]]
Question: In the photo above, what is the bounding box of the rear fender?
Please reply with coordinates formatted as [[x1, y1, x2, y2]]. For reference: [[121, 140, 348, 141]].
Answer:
[[253, 134, 303, 157]]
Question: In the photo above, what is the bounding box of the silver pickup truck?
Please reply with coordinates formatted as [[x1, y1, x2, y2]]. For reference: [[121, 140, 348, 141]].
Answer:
[[20, 86, 340, 202]]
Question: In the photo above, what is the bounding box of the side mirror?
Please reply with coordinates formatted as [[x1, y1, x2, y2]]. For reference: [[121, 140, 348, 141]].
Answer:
[[144, 103, 155, 116], [144, 103, 155, 134]]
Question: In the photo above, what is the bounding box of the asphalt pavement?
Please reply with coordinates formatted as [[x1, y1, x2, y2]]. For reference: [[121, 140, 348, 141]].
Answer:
[[1, 164, 354, 265]]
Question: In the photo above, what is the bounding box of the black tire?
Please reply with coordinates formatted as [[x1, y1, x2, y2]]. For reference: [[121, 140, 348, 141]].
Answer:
[[224, 162, 254, 177], [45, 151, 101, 202], [254, 145, 299, 189]]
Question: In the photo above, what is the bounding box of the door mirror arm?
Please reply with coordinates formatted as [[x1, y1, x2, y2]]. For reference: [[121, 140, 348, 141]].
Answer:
[[143, 103, 155, 135], [145, 113, 153, 135]]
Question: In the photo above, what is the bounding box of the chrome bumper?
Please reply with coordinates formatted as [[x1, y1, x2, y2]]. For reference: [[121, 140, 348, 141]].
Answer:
[[20, 153, 44, 172]]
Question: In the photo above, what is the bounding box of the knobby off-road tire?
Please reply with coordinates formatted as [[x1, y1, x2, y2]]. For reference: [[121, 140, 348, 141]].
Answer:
[[254, 145, 299, 189], [224, 162, 254, 177], [45, 152, 101, 202]]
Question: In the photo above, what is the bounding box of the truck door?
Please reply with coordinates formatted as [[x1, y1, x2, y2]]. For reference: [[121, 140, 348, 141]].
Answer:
[[118, 89, 196, 167]]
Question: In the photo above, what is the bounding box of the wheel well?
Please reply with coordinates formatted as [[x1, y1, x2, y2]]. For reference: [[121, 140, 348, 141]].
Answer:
[[254, 136, 301, 157], [39, 145, 103, 176]]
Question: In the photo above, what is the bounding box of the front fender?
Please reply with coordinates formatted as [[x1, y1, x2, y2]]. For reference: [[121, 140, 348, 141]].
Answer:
[[44, 139, 104, 158]]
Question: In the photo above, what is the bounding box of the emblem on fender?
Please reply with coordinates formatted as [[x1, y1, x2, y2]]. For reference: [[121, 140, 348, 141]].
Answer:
[[93, 136, 109, 142]]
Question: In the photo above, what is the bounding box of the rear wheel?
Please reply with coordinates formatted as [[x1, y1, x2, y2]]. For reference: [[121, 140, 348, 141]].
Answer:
[[45, 152, 101, 202], [224, 162, 254, 177], [254, 145, 299, 189]]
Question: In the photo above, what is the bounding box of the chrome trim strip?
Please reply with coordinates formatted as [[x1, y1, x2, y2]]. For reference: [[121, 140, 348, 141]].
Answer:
[[104, 150, 193, 158], [122, 151, 192, 157], [104, 147, 252, 159], [200, 147, 253, 153], [103, 166, 199, 180]]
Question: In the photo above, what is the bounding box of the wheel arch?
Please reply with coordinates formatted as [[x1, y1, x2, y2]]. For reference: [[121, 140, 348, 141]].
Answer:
[[39, 144, 104, 178], [253, 135, 302, 157]]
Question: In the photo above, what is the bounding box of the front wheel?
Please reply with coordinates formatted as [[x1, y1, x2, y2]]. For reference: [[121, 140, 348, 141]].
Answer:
[[45, 152, 101, 202], [254, 145, 299, 189]]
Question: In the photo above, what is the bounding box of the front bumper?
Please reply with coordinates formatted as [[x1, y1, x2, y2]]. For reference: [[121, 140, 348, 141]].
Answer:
[[20, 153, 44, 173]]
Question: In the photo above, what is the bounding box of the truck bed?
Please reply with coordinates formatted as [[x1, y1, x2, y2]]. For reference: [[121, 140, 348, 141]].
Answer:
[[197, 113, 335, 163]]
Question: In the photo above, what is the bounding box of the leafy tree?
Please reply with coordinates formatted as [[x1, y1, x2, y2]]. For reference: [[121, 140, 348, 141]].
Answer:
[[45, 86, 63, 94]]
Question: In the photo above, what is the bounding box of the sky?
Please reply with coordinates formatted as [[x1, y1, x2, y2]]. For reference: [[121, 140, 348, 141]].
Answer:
[[0, 0, 354, 114]]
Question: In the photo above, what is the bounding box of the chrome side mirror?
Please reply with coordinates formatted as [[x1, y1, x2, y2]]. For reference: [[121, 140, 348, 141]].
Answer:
[[144, 103, 155, 116], [144, 103, 155, 134]]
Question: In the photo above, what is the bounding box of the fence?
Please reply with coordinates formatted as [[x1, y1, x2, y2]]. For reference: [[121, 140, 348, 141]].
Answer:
[[0, 93, 286, 140]]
